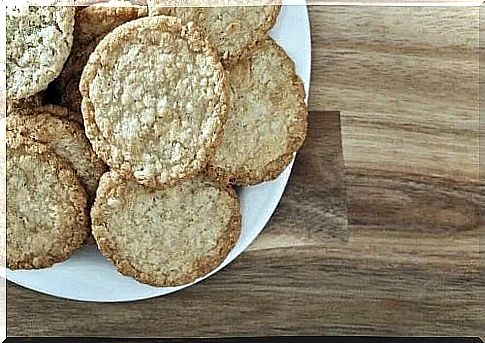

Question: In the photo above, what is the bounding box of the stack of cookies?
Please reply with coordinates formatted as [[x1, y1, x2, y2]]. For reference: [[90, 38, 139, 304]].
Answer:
[[5, 0, 308, 287]]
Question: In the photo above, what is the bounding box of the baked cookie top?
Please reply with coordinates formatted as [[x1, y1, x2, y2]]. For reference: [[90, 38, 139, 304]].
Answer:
[[148, 0, 281, 65], [80, 16, 228, 187], [91, 172, 241, 287], [7, 112, 106, 202], [6, 135, 89, 269], [208, 38, 308, 185], [6, 4, 75, 100]]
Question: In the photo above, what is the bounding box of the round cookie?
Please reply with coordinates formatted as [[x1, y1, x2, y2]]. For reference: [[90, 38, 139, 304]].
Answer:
[[91, 172, 241, 287], [57, 2, 148, 113], [80, 16, 228, 187], [7, 112, 107, 202], [148, 0, 281, 65], [208, 38, 308, 185], [6, 135, 89, 269], [6, 4, 75, 100]]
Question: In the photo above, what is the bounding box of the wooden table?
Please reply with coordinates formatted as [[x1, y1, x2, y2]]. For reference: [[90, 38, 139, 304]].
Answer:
[[7, 6, 484, 337]]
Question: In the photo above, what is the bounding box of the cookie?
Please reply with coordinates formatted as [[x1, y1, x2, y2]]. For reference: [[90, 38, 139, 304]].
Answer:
[[6, 135, 89, 269], [91, 172, 241, 287], [80, 16, 228, 187], [148, 0, 281, 65], [6, 4, 75, 100], [57, 1, 148, 113], [208, 38, 308, 185], [7, 112, 106, 202]]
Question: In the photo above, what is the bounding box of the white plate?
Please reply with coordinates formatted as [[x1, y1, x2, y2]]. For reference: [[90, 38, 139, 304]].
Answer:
[[6, 2, 312, 302]]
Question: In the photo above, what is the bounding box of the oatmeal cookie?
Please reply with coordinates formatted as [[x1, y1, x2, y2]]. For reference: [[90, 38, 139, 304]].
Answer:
[[6, 135, 89, 269], [80, 16, 228, 187], [208, 38, 307, 185], [91, 172, 241, 287]]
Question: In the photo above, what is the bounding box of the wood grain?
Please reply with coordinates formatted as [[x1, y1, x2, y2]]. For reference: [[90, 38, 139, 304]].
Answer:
[[310, 6, 481, 229], [6, 6, 484, 338]]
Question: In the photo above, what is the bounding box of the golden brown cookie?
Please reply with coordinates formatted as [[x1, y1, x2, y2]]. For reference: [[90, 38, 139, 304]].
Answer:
[[91, 171, 241, 287], [6, 5, 75, 100], [80, 16, 228, 187], [208, 38, 308, 185], [6, 135, 89, 269], [148, 0, 281, 65]]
